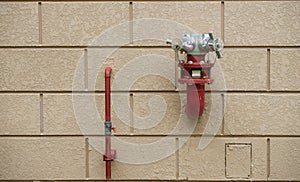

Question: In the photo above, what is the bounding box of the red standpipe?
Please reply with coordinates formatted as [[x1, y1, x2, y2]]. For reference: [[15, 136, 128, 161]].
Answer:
[[103, 67, 116, 179]]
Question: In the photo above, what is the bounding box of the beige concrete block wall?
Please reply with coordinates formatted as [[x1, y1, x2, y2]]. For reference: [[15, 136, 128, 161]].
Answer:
[[0, 1, 299, 182]]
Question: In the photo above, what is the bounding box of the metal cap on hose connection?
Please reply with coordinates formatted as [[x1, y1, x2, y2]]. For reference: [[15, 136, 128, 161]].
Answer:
[[166, 32, 224, 58]]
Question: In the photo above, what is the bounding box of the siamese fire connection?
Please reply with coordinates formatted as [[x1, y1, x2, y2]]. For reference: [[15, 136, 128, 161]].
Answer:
[[167, 32, 223, 119]]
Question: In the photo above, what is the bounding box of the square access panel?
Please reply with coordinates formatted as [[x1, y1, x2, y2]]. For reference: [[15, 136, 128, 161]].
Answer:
[[225, 143, 252, 179]]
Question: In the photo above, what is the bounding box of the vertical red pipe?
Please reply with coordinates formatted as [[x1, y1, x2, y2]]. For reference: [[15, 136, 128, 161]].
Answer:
[[105, 67, 111, 121], [105, 67, 112, 179], [186, 84, 205, 119]]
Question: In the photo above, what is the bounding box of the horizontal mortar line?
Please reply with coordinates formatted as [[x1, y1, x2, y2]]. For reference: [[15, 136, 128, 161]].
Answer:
[[224, 45, 300, 49], [1, 134, 300, 137], [0, 90, 179, 94], [0, 0, 297, 2], [0, 0, 221, 2], [0, 180, 189, 182], [0, 45, 299, 49], [0, 180, 186, 182], [0, 0, 241, 2], [102, 90, 300, 94], [0, 45, 170, 49], [189, 181, 300, 182], [1, 180, 300, 182], [0, 90, 299, 94], [223, 90, 300, 94]]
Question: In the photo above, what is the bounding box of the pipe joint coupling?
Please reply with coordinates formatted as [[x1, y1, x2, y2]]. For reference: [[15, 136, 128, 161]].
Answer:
[[104, 121, 112, 135]]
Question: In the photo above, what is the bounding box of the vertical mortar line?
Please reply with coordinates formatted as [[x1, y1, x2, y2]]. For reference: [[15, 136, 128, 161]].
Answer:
[[225, 144, 228, 178], [267, 138, 270, 179], [84, 48, 88, 91], [175, 137, 179, 179], [85, 137, 90, 178], [129, 2, 133, 44], [250, 143, 253, 178], [221, 93, 225, 135], [221, 1, 225, 42], [39, 93, 44, 134], [175, 51, 179, 90], [38, 2, 42, 45], [267, 49, 271, 91], [130, 93, 134, 134]]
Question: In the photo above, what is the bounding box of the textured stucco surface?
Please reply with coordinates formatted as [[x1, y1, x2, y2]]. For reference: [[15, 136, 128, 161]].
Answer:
[[0, 2, 38, 46], [133, 93, 181, 134], [43, 94, 131, 135], [224, 94, 300, 135], [133, 2, 221, 46], [269, 138, 300, 180], [0, 137, 85, 180], [42, 2, 130, 46], [88, 48, 175, 91], [0, 94, 40, 135], [0, 1, 299, 181], [225, 1, 300, 46], [89, 136, 176, 180], [0, 49, 84, 91], [270, 49, 300, 91], [216, 49, 267, 91]]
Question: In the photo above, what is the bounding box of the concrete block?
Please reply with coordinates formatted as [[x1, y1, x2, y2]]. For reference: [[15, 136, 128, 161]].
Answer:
[[179, 137, 267, 180], [0, 2, 38, 46], [42, 2, 130, 46], [43, 94, 81, 134], [225, 2, 300, 46], [224, 94, 300, 135], [0, 94, 40, 135], [270, 49, 300, 91], [132, 93, 180, 134], [43, 94, 130, 135], [88, 136, 176, 180], [0, 137, 85, 180], [0, 49, 84, 91], [269, 138, 300, 180], [133, 2, 221, 46], [132, 93, 223, 135], [212, 49, 267, 91], [225, 144, 251, 178], [88, 48, 175, 91]]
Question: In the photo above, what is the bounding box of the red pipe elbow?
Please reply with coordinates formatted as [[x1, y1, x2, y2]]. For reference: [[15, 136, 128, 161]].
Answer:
[[105, 67, 112, 78]]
